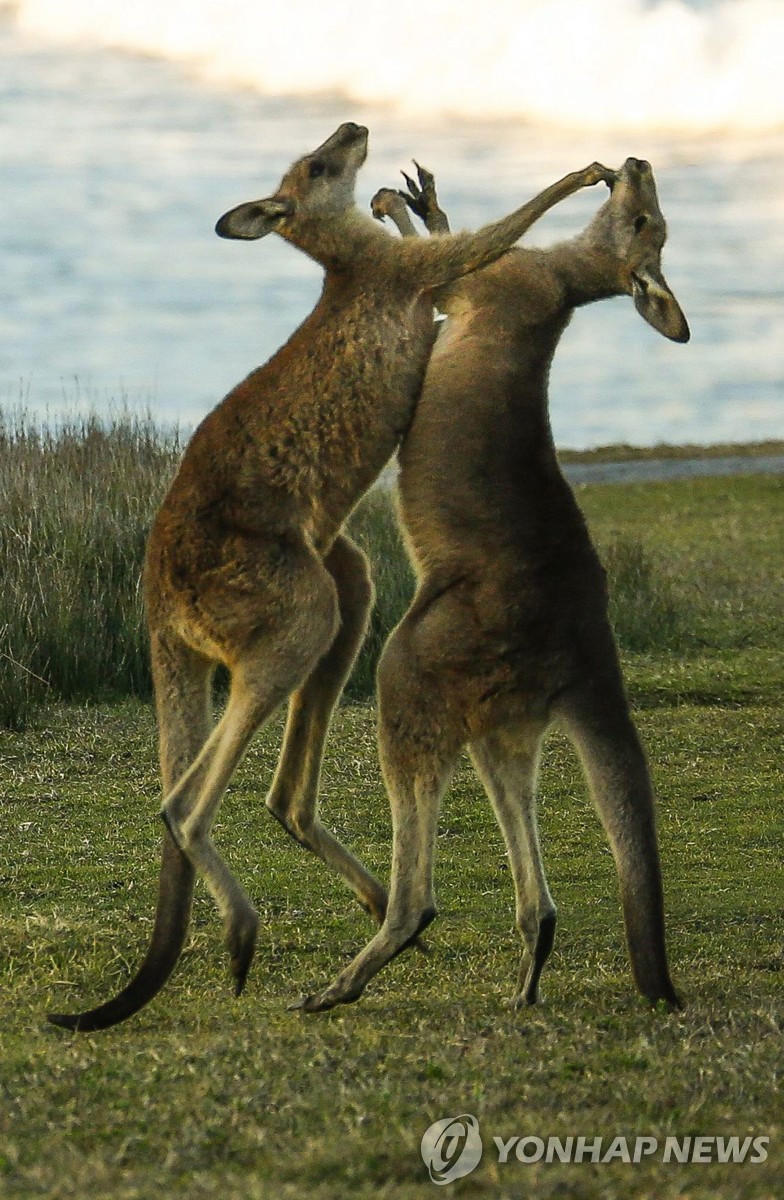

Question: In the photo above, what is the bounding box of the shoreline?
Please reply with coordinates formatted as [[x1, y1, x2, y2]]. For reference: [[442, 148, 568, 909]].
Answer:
[[558, 440, 784, 485], [561, 452, 784, 486], [380, 441, 784, 488], [556, 439, 784, 464]]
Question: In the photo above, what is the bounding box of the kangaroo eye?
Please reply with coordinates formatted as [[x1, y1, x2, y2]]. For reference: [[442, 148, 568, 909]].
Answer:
[[308, 160, 326, 179], [634, 214, 648, 233]]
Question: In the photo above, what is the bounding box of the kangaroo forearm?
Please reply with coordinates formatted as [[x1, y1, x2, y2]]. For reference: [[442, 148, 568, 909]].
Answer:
[[369, 187, 422, 240], [410, 163, 611, 289], [423, 205, 450, 236]]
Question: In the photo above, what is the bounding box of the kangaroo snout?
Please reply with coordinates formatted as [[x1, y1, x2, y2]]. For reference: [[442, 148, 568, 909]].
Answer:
[[338, 121, 368, 140], [328, 122, 369, 152], [623, 157, 651, 176]]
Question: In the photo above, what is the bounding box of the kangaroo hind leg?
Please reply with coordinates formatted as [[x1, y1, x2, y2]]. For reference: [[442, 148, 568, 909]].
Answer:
[[163, 619, 334, 992], [160, 551, 341, 994], [469, 721, 555, 1006], [554, 680, 681, 1009], [296, 618, 459, 1011], [265, 534, 388, 924]]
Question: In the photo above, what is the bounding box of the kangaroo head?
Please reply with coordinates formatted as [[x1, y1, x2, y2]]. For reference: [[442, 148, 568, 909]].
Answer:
[[215, 122, 369, 241], [587, 157, 689, 343]]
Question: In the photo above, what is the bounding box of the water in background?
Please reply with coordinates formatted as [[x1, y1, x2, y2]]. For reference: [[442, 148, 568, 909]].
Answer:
[[2, 0, 784, 448]]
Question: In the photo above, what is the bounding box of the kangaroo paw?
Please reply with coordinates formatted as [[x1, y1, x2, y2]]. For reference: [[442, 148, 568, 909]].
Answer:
[[401, 163, 432, 221]]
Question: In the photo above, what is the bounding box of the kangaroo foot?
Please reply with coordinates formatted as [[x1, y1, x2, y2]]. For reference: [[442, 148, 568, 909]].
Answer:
[[291, 908, 437, 1014], [511, 911, 557, 1006], [226, 906, 259, 996], [290, 979, 366, 1014]]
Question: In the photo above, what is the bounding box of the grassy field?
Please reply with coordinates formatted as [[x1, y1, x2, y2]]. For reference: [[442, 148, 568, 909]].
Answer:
[[0, 442, 782, 1198], [1, 409, 781, 728]]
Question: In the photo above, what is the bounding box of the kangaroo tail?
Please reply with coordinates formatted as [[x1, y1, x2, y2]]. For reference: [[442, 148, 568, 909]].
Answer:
[[48, 829, 194, 1032]]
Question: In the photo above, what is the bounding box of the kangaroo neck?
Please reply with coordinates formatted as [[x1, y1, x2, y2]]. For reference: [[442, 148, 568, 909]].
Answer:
[[279, 208, 390, 274], [548, 237, 624, 308]]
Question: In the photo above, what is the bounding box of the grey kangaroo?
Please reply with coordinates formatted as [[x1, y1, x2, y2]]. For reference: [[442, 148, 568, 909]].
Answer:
[[49, 124, 614, 1030], [298, 157, 689, 1014]]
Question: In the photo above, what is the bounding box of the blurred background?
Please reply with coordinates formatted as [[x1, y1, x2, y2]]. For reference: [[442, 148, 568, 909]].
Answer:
[[2, 0, 783, 448]]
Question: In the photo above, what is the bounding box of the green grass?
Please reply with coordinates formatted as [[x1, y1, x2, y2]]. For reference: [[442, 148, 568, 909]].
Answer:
[[0, 409, 412, 725], [346, 487, 415, 698], [579, 472, 784, 659], [0, 451, 782, 1198], [0, 410, 180, 728], [1, 408, 782, 729], [0, 694, 781, 1199]]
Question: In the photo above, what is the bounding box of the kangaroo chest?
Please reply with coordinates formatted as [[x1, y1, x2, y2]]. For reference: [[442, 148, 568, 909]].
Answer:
[[174, 287, 435, 547]]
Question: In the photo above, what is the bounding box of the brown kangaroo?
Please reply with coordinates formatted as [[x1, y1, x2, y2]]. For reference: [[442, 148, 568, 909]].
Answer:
[[48, 123, 614, 1030], [298, 157, 688, 1014]]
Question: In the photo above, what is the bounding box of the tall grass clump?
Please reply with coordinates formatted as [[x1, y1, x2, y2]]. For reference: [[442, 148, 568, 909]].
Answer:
[[0, 409, 180, 728], [346, 484, 414, 700], [0, 408, 411, 727], [0, 405, 709, 729], [600, 535, 686, 653], [0, 404, 412, 727]]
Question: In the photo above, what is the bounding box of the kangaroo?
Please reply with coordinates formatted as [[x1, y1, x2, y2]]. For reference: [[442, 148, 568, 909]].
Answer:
[[48, 123, 614, 1031], [297, 157, 688, 1014]]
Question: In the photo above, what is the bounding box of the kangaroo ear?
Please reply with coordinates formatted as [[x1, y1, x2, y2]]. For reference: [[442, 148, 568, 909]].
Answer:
[[215, 197, 294, 240], [632, 266, 690, 343]]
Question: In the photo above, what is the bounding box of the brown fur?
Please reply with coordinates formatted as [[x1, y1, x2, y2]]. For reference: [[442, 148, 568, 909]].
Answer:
[[48, 124, 613, 1030], [300, 158, 688, 1013]]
